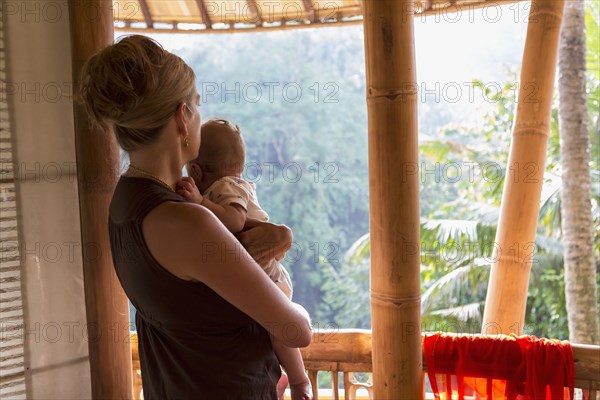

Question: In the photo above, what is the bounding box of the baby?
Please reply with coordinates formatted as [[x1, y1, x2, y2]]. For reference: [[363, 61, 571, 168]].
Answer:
[[177, 118, 311, 400]]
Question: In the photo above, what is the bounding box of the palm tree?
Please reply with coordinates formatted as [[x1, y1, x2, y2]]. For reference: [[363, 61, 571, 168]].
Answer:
[[557, 0, 599, 344]]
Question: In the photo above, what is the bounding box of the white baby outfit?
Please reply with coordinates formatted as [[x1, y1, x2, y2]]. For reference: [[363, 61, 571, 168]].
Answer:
[[204, 176, 293, 297]]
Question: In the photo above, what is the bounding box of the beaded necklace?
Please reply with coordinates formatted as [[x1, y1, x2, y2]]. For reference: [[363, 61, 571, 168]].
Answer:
[[127, 164, 176, 193]]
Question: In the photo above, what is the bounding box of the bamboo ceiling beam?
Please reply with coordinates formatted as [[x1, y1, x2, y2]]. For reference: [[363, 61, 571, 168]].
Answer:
[[246, 0, 263, 26], [139, 0, 154, 28], [302, 0, 316, 23], [115, 18, 362, 34], [68, 1, 132, 398], [195, 0, 212, 29], [422, 0, 433, 12], [482, 0, 565, 335], [363, 0, 422, 398], [114, 0, 527, 34]]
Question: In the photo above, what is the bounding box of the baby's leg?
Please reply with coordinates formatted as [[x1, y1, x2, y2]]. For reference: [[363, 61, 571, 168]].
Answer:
[[272, 274, 310, 399], [272, 339, 311, 400]]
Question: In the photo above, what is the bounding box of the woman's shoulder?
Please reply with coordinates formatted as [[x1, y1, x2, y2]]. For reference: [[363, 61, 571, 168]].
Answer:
[[146, 199, 215, 227], [144, 200, 225, 249], [110, 176, 186, 223], [142, 200, 232, 282]]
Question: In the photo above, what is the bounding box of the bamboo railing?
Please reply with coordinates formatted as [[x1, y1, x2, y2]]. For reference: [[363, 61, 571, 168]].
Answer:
[[130, 330, 600, 400]]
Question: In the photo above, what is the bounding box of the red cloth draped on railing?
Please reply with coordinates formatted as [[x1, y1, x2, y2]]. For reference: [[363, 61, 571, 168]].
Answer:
[[423, 332, 574, 400]]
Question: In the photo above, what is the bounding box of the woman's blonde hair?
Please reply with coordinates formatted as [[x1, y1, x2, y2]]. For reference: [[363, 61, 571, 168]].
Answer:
[[78, 35, 196, 151]]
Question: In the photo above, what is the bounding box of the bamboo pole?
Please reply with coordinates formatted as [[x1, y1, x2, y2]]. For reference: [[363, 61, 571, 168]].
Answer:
[[482, 0, 565, 335], [69, 1, 133, 398], [362, 1, 422, 398]]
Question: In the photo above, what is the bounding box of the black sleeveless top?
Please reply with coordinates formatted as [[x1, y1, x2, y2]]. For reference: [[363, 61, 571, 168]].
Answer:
[[109, 176, 280, 400]]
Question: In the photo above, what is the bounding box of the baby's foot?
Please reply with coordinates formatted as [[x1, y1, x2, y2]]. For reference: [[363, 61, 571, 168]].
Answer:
[[289, 378, 312, 400]]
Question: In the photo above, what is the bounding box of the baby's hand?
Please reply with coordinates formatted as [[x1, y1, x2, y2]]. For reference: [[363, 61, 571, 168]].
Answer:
[[176, 176, 203, 204], [289, 377, 312, 400]]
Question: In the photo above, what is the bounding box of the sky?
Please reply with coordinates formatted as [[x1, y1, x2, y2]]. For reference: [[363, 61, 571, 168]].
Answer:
[[126, 1, 529, 76], [116, 2, 530, 126]]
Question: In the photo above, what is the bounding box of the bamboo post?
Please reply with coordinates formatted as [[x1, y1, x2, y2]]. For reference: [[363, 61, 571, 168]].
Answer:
[[69, 1, 133, 398], [482, 0, 565, 335], [362, 0, 422, 398]]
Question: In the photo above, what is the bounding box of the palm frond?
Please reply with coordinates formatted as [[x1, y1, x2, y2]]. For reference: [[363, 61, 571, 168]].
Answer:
[[465, 202, 500, 225], [534, 234, 563, 254], [421, 263, 489, 313], [428, 302, 483, 321], [422, 218, 479, 244], [344, 233, 370, 266], [419, 139, 452, 162], [540, 171, 562, 209]]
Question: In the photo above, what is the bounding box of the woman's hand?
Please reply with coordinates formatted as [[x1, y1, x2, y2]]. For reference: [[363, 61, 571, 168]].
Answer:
[[236, 220, 292, 267], [176, 176, 203, 204]]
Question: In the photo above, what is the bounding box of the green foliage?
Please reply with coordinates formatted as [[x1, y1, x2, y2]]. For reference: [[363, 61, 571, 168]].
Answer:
[[338, 62, 599, 338], [586, 0, 600, 82], [525, 254, 568, 338], [586, 0, 600, 255], [322, 254, 371, 329], [170, 29, 370, 323]]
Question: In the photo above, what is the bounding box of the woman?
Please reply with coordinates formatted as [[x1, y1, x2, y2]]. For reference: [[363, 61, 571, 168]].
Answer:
[[79, 35, 312, 399]]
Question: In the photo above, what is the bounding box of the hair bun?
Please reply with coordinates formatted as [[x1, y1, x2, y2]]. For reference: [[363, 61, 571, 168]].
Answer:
[[80, 35, 166, 127], [78, 35, 196, 151]]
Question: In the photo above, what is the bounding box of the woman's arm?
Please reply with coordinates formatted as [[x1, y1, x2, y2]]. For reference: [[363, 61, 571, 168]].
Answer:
[[237, 220, 293, 266], [200, 199, 247, 234], [142, 201, 312, 348]]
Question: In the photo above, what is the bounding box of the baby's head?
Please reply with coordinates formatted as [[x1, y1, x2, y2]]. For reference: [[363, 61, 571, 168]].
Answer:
[[187, 118, 246, 193]]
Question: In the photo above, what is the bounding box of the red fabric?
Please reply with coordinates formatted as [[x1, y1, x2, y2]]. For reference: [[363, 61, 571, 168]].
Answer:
[[423, 333, 574, 400]]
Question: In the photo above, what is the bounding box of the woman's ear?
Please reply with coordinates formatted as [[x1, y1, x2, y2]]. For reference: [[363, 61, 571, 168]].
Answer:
[[174, 102, 189, 136]]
